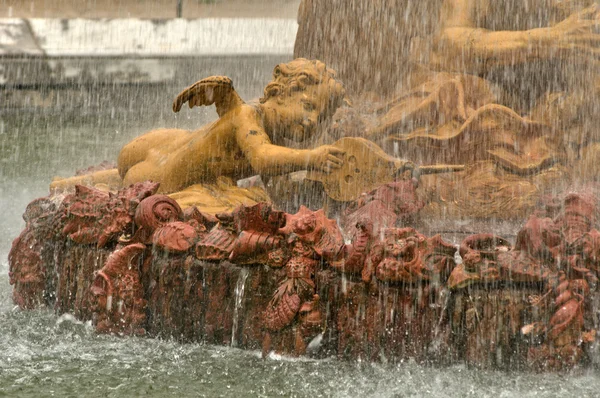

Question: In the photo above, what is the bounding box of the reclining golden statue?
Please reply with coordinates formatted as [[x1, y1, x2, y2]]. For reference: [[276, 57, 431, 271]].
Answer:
[[51, 59, 353, 212]]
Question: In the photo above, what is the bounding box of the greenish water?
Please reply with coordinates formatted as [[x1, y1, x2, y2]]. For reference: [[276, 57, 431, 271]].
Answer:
[[3, 64, 600, 397]]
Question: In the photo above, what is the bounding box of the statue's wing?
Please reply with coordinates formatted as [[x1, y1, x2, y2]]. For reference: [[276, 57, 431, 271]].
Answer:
[[172, 76, 245, 117]]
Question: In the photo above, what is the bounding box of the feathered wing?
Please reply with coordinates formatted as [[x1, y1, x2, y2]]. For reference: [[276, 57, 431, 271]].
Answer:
[[172, 76, 245, 117]]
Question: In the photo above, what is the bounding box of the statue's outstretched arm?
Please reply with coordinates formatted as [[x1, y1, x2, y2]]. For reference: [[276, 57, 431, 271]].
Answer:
[[173, 76, 245, 117], [235, 109, 344, 176], [436, 0, 600, 72]]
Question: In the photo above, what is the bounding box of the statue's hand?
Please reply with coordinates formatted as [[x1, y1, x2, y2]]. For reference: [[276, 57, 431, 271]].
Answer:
[[307, 145, 345, 173]]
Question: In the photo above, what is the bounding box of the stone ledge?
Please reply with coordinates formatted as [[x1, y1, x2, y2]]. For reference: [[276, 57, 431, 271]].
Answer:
[[0, 18, 297, 57], [0, 18, 296, 87], [0, 19, 43, 56]]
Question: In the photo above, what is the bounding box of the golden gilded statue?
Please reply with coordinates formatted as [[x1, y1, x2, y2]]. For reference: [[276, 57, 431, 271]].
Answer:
[[373, 0, 600, 150], [119, 60, 347, 192], [296, 0, 600, 219], [51, 59, 351, 213], [53, 0, 600, 219]]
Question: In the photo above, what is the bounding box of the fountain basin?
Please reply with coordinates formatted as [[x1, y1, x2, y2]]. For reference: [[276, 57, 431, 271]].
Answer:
[[9, 180, 599, 370]]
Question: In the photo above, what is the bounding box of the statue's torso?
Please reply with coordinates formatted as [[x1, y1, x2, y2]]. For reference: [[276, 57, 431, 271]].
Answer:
[[170, 120, 251, 181], [124, 116, 252, 193]]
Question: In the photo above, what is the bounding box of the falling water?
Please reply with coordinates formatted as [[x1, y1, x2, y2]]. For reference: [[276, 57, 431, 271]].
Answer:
[[231, 267, 250, 348], [6, 0, 600, 395]]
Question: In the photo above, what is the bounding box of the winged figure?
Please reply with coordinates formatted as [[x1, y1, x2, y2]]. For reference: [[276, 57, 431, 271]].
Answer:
[[172, 76, 244, 117], [51, 59, 348, 196]]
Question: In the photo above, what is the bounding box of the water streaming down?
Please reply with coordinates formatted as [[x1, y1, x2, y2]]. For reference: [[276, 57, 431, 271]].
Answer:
[[4, 0, 600, 396], [231, 267, 250, 348]]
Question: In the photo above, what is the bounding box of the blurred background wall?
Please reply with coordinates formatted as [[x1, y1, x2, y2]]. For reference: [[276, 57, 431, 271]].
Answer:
[[0, 0, 300, 19]]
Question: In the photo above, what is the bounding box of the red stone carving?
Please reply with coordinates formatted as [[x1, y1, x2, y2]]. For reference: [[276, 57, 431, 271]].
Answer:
[[330, 220, 373, 275], [61, 182, 159, 248], [513, 214, 561, 260], [447, 234, 511, 289], [132, 194, 183, 244], [262, 206, 344, 355], [195, 225, 237, 260], [342, 179, 424, 237], [183, 206, 219, 234], [152, 221, 198, 253], [445, 192, 600, 369], [332, 180, 433, 281], [266, 247, 290, 269], [231, 202, 286, 235], [8, 197, 61, 309], [524, 273, 593, 371], [8, 228, 45, 309], [11, 182, 600, 369], [264, 279, 302, 332], [557, 193, 596, 244], [195, 203, 286, 262], [229, 231, 283, 264], [368, 228, 456, 284], [134, 194, 182, 230], [279, 206, 345, 260], [90, 243, 147, 336]]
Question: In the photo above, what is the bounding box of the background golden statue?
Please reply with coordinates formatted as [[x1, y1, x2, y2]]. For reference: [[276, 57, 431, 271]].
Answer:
[[296, 0, 600, 220]]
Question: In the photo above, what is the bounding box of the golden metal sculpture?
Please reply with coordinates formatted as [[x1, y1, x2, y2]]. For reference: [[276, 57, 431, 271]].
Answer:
[[372, 0, 600, 161], [117, 60, 347, 192], [54, 0, 600, 219], [51, 59, 350, 212], [296, 0, 600, 219], [392, 0, 600, 219]]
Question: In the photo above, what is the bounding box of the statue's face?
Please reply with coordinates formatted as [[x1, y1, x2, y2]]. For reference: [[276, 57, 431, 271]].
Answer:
[[262, 85, 330, 142]]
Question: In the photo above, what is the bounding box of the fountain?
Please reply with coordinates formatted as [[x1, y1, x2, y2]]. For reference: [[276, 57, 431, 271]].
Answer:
[[7, 0, 600, 373]]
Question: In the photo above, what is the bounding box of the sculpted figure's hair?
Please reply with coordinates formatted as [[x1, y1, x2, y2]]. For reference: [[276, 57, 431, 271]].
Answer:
[[260, 58, 346, 113]]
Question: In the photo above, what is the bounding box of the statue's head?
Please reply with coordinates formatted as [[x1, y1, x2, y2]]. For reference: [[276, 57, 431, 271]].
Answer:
[[259, 58, 346, 142]]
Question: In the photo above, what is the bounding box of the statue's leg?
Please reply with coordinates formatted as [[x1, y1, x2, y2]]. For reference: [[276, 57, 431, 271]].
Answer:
[[50, 168, 122, 193], [121, 161, 164, 190]]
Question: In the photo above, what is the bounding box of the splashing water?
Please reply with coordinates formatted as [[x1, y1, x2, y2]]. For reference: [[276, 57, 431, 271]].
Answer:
[[6, 0, 600, 394]]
